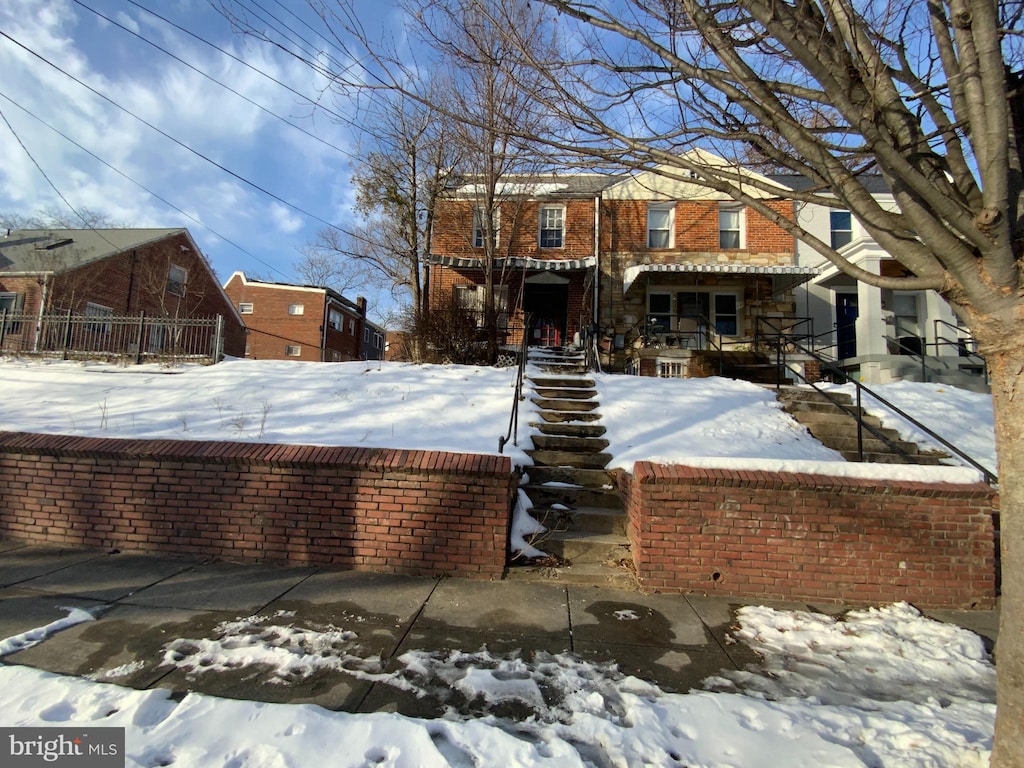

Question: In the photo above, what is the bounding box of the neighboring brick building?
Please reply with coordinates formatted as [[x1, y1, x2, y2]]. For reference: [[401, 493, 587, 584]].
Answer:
[[223, 272, 382, 362], [427, 149, 818, 371], [0, 228, 246, 358]]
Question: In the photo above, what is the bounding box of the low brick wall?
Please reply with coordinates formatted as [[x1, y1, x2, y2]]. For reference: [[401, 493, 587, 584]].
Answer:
[[625, 463, 997, 609], [0, 432, 514, 578]]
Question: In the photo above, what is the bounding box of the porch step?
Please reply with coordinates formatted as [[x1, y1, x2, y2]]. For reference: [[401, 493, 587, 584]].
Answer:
[[530, 422, 607, 438], [534, 410, 603, 424], [521, 483, 621, 510], [541, 531, 631, 564], [525, 450, 613, 469], [533, 387, 597, 401], [530, 377, 595, 389], [530, 435, 610, 453], [505, 560, 637, 589], [531, 397, 600, 412]]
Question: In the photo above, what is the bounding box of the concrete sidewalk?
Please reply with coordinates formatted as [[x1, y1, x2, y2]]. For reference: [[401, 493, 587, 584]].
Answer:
[[0, 541, 1000, 716]]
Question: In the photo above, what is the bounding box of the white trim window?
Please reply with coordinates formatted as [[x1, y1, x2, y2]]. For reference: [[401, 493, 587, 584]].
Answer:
[[718, 205, 744, 249], [85, 302, 113, 334], [647, 204, 674, 248], [647, 292, 673, 332], [713, 293, 739, 335], [830, 210, 853, 249], [328, 308, 343, 331], [473, 207, 500, 249], [167, 264, 187, 297], [539, 205, 565, 248], [238, 302, 254, 314], [288, 303, 304, 315], [285, 345, 302, 357]]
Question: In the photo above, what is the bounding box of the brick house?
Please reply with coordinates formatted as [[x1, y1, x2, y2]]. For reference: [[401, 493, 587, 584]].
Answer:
[[0, 228, 246, 358], [223, 272, 381, 362], [428, 150, 817, 372]]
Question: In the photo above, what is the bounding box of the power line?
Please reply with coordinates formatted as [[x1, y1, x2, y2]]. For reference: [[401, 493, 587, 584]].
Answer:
[[0, 89, 292, 281], [0, 103, 124, 253], [69, 0, 358, 161], [0, 28, 355, 238]]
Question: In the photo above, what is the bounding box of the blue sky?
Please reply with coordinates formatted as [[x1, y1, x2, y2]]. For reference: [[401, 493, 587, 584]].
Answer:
[[0, 0, 397, 318]]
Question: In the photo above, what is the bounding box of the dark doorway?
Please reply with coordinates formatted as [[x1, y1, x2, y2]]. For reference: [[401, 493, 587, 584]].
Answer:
[[524, 282, 569, 346], [836, 292, 859, 359]]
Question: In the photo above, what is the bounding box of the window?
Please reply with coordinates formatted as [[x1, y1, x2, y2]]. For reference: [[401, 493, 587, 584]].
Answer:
[[473, 207, 500, 248], [285, 345, 301, 356], [830, 210, 853, 249], [455, 285, 509, 329], [647, 293, 672, 333], [328, 308, 343, 331], [85, 302, 113, 333], [719, 205, 743, 249], [167, 264, 187, 297], [374, 332, 384, 350], [714, 294, 739, 335], [0, 292, 24, 332], [238, 302, 254, 314], [363, 327, 371, 343], [647, 204, 674, 248], [539, 206, 564, 248], [288, 304, 304, 316], [348, 319, 355, 334], [244, 342, 251, 356]]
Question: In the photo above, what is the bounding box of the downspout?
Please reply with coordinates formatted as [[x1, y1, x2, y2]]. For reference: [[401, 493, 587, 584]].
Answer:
[[321, 293, 329, 362], [593, 194, 600, 329]]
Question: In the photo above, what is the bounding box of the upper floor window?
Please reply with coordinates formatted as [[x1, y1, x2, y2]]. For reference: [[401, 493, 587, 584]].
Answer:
[[539, 206, 564, 248], [472, 207, 500, 249], [647, 204, 674, 248], [363, 327, 371, 343], [328, 308, 343, 330], [167, 264, 187, 297], [288, 304, 304, 316], [830, 210, 853, 249], [238, 302, 254, 314], [718, 205, 743, 249], [348, 319, 355, 334]]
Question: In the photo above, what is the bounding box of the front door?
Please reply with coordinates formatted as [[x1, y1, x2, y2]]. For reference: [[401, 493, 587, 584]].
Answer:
[[836, 293, 858, 359], [523, 282, 569, 346]]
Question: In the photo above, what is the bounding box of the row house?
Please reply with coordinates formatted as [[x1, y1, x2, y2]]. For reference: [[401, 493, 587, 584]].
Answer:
[[428, 151, 817, 374], [223, 272, 382, 362], [0, 228, 246, 359]]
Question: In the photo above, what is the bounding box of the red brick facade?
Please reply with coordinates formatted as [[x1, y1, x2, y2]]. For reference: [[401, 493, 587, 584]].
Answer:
[[0, 230, 246, 357], [223, 273, 367, 362], [0, 432, 513, 578], [624, 463, 997, 609]]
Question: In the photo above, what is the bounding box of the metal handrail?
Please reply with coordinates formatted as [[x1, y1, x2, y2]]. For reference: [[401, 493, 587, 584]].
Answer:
[[765, 334, 997, 485], [498, 315, 531, 454]]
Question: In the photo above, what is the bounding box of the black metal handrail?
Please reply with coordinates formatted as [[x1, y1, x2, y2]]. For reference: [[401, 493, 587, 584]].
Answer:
[[761, 333, 996, 485], [932, 319, 988, 385], [498, 315, 531, 454]]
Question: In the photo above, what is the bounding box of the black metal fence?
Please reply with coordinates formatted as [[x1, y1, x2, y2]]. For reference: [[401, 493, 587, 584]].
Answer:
[[0, 309, 225, 365]]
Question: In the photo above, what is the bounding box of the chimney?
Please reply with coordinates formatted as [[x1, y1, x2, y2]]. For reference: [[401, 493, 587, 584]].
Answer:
[[357, 296, 367, 316]]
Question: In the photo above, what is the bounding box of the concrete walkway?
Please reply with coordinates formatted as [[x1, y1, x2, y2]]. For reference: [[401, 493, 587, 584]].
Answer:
[[0, 541, 999, 716]]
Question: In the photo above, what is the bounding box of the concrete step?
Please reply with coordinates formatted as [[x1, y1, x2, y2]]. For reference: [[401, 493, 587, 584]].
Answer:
[[558, 507, 627, 535], [531, 398, 600, 412], [790, 411, 888, 430], [542, 531, 631, 564], [529, 377, 595, 389], [841, 451, 949, 465], [532, 387, 597, 401], [530, 422, 607, 438], [526, 450, 613, 469], [534, 410, 603, 424], [525, 466, 616, 489], [522, 483, 621, 510], [531, 435, 610, 453], [824, 436, 923, 456], [505, 561, 637, 589]]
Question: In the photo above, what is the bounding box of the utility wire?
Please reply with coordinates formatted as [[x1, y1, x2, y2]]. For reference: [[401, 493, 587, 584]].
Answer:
[[0, 89, 292, 281], [0, 29, 363, 241], [70, 0, 357, 161], [127, 0, 357, 129], [0, 103, 124, 253]]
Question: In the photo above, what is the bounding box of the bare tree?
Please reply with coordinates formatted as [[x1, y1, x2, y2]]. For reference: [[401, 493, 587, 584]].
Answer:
[[0, 207, 125, 230]]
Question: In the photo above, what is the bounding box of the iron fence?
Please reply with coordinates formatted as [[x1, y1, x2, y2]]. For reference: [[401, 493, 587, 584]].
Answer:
[[0, 309, 225, 365]]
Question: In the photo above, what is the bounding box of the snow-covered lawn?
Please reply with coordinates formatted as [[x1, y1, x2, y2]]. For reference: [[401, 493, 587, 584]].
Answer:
[[0, 356, 999, 766], [0, 603, 996, 767]]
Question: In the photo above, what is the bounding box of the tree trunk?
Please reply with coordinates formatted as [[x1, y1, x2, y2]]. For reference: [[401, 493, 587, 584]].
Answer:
[[989, 342, 1024, 768]]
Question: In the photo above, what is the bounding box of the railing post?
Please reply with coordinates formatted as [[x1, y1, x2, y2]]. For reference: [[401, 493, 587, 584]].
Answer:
[[0, 308, 6, 349], [135, 312, 146, 365], [213, 314, 224, 362], [855, 384, 864, 461]]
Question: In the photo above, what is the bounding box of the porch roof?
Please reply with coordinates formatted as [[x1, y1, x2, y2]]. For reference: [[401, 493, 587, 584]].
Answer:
[[622, 262, 821, 292], [427, 255, 596, 271]]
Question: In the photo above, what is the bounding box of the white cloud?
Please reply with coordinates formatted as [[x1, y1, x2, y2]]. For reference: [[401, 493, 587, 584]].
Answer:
[[268, 201, 303, 234]]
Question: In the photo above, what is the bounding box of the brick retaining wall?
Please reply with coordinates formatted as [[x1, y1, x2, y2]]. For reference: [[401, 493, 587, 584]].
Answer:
[[624, 463, 997, 609], [0, 432, 513, 578]]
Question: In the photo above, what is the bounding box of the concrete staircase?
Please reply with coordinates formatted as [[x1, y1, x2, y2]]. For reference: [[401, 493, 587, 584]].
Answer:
[[777, 387, 949, 465], [509, 347, 636, 588]]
